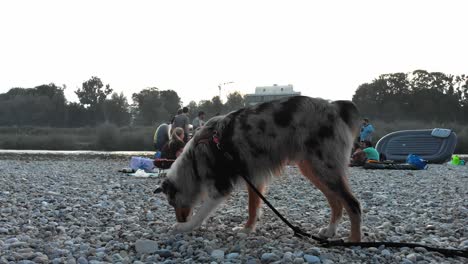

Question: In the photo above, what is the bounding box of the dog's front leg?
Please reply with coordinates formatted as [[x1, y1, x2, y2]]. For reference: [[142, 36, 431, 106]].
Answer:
[[172, 196, 225, 233], [233, 183, 266, 234]]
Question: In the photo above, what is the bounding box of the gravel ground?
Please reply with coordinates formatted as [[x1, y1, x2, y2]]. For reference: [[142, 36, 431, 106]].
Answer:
[[0, 154, 467, 264]]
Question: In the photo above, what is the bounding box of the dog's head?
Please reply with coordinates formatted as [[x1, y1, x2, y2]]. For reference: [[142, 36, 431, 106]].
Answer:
[[154, 136, 207, 223], [155, 117, 225, 222], [154, 178, 193, 222]]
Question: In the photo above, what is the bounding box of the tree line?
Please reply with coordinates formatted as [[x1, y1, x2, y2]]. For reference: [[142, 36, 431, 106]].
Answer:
[[352, 70, 468, 123], [0, 76, 246, 127], [2, 70, 467, 128]]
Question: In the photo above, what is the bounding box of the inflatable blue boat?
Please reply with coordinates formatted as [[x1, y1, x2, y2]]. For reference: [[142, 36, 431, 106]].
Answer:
[[375, 128, 457, 164]]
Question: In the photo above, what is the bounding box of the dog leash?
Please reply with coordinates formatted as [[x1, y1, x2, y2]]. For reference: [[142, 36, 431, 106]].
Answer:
[[240, 173, 468, 258]]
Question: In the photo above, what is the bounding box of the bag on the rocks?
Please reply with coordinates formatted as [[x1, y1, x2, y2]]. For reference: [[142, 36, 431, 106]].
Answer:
[[406, 154, 428, 170], [130, 156, 155, 172]]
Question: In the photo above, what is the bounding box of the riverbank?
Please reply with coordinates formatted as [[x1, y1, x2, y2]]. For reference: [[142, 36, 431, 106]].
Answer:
[[0, 154, 467, 263]]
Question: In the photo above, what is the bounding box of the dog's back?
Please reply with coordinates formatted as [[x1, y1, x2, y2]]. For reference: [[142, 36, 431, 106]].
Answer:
[[210, 96, 360, 181]]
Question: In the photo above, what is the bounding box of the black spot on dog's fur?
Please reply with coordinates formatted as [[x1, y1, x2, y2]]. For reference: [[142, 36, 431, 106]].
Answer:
[[327, 113, 335, 123], [318, 125, 334, 139], [273, 96, 303, 127], [257, 119, 266, 133], [246, 137, 268, 156], [239, 111, 252, 132], [304, 134, 319, 150], [315, 149, 324, 160], [268, 132, 277, 138]]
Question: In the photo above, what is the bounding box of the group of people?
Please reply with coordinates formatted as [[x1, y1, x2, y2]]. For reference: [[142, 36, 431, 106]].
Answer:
[[350, 118, 380, 166], [153, 108, 207, 160]]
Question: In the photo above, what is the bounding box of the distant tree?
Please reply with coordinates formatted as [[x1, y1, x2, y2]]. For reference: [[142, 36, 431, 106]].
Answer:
[[454, 74, 468, 121], [211, 96, 223, 115], [103, 92, 131, 126], [75, 76, 113, 125], [34, 83, 67, 126], [187, 101, 199, 120], [66, 102, 89, 127], [352, 70, 467, 123], [160, 90, 181, 117], [132, 88, 180, 125], [353, 80, 388, 119], [75, 76, 112, 108], [132, 87, 161, 125], [0, 84, 67, 127], [224, 91, 245, 113], [197, 100, 214, 118]]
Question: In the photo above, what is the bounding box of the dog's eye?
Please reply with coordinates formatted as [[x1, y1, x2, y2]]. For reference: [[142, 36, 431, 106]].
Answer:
[[154, 186, 164, 194], [168, 198, 176, 207]]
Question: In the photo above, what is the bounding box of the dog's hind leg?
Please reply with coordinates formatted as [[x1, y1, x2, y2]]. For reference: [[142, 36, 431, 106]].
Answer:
[[297, 160, 361, 242], [334, 177, 362, 242], [172, 196, 226, 233], [297, 160, 343, 239]]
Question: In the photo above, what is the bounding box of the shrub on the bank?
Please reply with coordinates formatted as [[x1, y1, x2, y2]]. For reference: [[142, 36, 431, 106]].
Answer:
[[0, 134, 78, 150], [0, 120, 466, 153], [455, 126, 468, 154], [96, 123, 120, 151]]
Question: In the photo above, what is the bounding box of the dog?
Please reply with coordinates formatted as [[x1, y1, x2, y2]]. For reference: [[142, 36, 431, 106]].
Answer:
[[155, 96, 362, 242]]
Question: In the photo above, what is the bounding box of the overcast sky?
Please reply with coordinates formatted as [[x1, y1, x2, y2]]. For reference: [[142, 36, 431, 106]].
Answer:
[[1, 0, 467, 105]]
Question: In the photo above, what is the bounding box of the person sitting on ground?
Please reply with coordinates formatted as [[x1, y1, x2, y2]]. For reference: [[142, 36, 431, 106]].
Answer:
[[361, 140, 380, 161], [350, 142, 367, 166], [161, 127, 186, 160], [153, 122, 172, 152], [350, 141, 380, 166], [172, 107, 190, 142]]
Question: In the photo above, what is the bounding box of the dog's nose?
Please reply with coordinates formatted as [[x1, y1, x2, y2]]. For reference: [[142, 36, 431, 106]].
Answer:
[[175, 208, 191, 222]]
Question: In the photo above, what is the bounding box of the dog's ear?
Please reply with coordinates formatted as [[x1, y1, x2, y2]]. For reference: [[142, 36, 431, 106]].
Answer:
[[154, 179, 177, 195], [154, 178, 169, 194]]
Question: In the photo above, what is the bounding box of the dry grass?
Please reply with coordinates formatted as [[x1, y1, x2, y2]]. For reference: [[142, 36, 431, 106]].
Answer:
[[0, 125, 156, 151], [0, 120, 466, 153]]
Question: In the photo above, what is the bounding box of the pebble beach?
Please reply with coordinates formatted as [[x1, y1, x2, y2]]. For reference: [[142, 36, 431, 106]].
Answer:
[[0, 153, 467, 264]]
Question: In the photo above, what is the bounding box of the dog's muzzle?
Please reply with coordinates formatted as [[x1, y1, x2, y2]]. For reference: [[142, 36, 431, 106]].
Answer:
[[175, 208, 192, 222]]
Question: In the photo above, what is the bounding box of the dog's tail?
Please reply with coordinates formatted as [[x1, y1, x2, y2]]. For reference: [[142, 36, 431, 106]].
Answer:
[[333, 100, 361, 136]]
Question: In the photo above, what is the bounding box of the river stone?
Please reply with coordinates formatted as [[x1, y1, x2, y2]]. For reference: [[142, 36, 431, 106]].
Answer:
[[304, 254, 320, 264], [135, 239, 158, 254]]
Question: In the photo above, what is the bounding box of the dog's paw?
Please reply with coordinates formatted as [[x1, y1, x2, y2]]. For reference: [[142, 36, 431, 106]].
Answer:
[[171, 222, 193, 234], [256, 208, 263, 221], [318, 227, 336, 239], [232, 226, 255, 234]]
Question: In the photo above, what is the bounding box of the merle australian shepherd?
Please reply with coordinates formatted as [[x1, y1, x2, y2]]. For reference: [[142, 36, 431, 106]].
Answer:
[[155, 96, 362, 242]]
